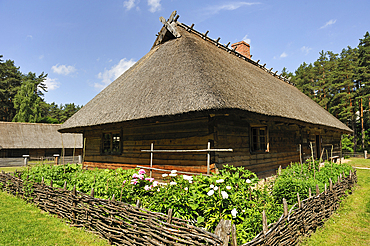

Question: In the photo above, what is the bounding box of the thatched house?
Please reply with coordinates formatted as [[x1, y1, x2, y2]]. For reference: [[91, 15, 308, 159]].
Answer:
[[59, 12, 352, 177], [0, 122, 82, 158]]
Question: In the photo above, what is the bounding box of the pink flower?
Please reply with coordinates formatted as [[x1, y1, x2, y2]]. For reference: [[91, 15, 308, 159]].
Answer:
[[138, 174, 144, 180], [131, 179, 138, 185], [132, 173, 139, 179], [145, 177, 155, 182], [144, 185, 151, 191], [138, 169, 146, 175], [153, 181, 159, 187]]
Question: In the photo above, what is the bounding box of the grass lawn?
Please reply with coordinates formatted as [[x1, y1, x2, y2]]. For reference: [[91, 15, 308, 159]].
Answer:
[[300, 158, 370, 246], [1, 159, 369, 245], [0, 166, 27, 173], [0, 191, 110, 246]]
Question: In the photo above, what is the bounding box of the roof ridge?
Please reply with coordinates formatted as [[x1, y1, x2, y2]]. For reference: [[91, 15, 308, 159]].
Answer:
[[176, 22, 296, 87]]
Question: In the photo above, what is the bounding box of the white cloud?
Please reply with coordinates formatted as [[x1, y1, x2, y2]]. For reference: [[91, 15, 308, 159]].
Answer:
[[301, 46, 312, 55], [44, 77, 60, 90], [124, 0, 136, 10], [148, 0, 161, 13], [280, 52, 287, 58], [52, 64, 76, 75], [242, 34, 251, 44], [206, 2, 260, 15], [320, 19, 336, 29], [95, 58, 136, 90], [26, 35, 33, 39]]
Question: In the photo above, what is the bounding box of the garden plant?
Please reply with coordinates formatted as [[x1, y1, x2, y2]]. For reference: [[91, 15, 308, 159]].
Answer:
[[19, 160, 353, 244]]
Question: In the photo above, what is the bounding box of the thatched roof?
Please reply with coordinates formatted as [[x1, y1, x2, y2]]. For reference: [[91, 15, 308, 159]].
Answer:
[[60, 16, 352, 134], [0, 122, 82, 149]]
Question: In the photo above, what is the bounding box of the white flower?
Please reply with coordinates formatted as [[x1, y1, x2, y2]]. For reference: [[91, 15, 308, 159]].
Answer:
[[213, 186, 219, 191], [210, 184, 215, 188], [153, 181, 159, 187], [170, 181, 177, 185], [216, 179, 224, 183], [184, 187, 188, 191], [231, 208, 238, 218], [183, 175, 193, 181], [144, 185, 151, 191], [246, 179, 251, 183], [171, 170, 177, 174], [162, 174, 168, 177], [189, 180, 193, 184], [242, 210, 245, 213], [226, 186, 232, 190], [207, 190, 214, 196], [221, 191, 228, 199], [169, 173, 177, 177], [157, 188, 160, 192]]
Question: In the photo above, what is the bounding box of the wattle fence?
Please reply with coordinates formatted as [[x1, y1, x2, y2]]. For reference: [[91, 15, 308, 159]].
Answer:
[[0, 171, 224, 246], [0, 169, 357, 246], [242, 169, 357, 245]]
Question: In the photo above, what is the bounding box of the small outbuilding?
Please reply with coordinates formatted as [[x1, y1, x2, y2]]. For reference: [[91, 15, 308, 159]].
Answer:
[[59, 12, 352, 177], [0, 122, 83, 158]]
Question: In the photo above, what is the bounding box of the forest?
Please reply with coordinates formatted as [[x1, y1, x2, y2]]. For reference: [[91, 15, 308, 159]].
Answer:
[[0, 55, 81, 124], [283, 31, 370, 152], [1, 31, 369, 152]]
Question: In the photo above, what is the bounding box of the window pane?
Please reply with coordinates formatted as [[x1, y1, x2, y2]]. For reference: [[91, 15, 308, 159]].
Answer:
[[103, 133, 111, 153], [112, 133, 120, 153], [251, 127, 267, 151]]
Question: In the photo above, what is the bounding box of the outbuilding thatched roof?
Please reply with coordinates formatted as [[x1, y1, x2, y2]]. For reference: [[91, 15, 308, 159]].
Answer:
[[60, 14, 352, 134], [0, 122, 82, 149]]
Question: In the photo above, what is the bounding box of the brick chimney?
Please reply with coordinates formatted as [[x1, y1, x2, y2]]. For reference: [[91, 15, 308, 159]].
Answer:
[[231, 41, 251, 59]]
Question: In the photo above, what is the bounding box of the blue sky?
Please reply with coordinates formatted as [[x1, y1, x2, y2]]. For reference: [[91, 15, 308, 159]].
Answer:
[[1, 0, 369, 106]]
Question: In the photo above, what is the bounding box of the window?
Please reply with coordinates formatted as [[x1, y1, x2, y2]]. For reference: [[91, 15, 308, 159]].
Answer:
[[251, 126, 268, 152], [102, 132, 121, 154]]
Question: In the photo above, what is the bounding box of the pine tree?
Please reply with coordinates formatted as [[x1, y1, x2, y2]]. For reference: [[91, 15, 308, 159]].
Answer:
[[293, 62, 315, 98], [357, 31, 370, 150], [331, 47, 357, 125]]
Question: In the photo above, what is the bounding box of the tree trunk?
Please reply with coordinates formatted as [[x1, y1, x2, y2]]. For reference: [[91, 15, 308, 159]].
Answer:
[[361, 98, 365, 150]]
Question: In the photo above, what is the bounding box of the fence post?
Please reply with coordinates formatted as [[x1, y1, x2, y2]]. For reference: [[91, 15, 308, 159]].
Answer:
[[23, 155, 29, 166], [297, 193, 301, 209], [54, 154, 59, 165], [365, 150, 367, 159], [316, 184, 320, 196], [231, 224, 237, 246], [150, 143, 154, 178], [78, 155, 82, 164], [283, 198, 288, 216], [72, 185, 76, 222], [167, 208, 173, 224], [207, 142, 211, 175], [262, 210, 268, 234], [214, 219, 231, 246]]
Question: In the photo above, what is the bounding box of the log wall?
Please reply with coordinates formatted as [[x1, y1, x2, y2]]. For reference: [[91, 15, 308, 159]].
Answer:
[[82, 113, 343, 178], [215, 115, 300, 178], [83, 117, 215, 175]]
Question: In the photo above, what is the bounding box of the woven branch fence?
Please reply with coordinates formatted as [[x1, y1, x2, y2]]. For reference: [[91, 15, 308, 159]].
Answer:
[[242, 169, 357, 246], [0, 169, 357, 246], [0, 171, 224, 246]]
